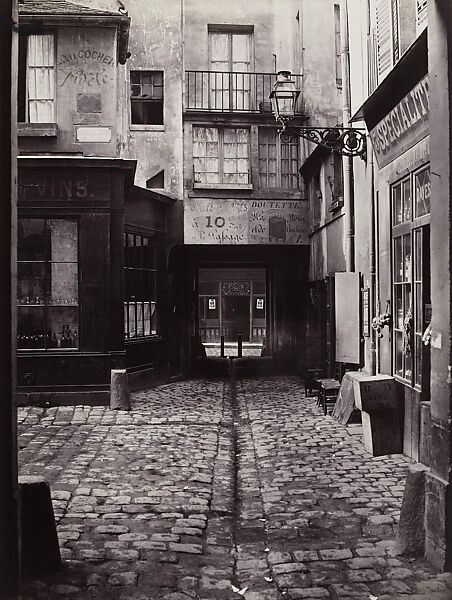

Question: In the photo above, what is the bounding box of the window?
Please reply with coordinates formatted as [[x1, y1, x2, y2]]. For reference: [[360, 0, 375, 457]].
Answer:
[[17, 219, 79, 350], [193, 126, 250, 186], [334, 4, 342, 88], [258, 128, 299, 189], [130, 71, 163, 125], [18, 34, 55, 123], [209, 28, 252, 110], [392, 166, 431, 386], [371, 0, 400, 85], [124, 233, 157, 339]]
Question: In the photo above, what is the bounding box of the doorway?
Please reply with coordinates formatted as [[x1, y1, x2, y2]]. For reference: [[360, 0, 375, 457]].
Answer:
[[197, 267, 267, 355], [223, 295, 250, 342]]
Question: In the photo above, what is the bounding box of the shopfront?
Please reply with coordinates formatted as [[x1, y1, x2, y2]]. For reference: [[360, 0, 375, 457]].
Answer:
[[368, 74, 431, 461], [17, 157, 134, 406]]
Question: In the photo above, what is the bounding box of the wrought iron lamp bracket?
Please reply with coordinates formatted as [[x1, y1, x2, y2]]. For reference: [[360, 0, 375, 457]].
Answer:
[[277, 120, 367, 159]]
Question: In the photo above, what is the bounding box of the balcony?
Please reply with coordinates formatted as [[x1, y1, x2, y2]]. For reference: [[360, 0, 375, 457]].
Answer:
[[185, 70, 303, 114]]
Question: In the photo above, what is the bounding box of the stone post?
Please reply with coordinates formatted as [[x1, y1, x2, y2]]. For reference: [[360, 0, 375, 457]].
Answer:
[[110, 369, 131, 410], [425, 0, 452, 570]]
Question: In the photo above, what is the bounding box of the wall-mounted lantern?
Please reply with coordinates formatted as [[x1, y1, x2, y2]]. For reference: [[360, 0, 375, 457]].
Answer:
[[270, 70, 367, 158]]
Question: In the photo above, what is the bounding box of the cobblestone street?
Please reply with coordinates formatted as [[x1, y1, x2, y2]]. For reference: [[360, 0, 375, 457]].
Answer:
[[16, 376, 452, 600]]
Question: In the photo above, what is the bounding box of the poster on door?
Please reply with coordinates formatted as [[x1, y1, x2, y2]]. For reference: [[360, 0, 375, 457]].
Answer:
[[184, 198, 309, 245]]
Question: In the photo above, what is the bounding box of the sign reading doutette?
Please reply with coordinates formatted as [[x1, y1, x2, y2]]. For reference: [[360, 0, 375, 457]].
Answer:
[[184, 198, 309, 245], [369, 75, 429, 168]]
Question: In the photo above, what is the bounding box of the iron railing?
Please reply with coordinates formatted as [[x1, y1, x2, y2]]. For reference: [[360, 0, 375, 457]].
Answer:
[[185, 70, 303, 114]]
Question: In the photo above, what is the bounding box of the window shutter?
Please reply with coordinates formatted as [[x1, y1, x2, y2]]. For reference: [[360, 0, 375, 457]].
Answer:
[[375, 0, 393, 82], [416, 0, 427, 36]]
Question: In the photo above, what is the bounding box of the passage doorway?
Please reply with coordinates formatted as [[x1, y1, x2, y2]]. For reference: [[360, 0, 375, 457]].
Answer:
[[198, 267, 267, 355]]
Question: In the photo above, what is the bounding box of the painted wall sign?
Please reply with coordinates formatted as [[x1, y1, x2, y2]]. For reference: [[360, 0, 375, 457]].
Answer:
[[18, 172, 110, 201], [184, 198, 309, 245], [369, 75, 429, 168]]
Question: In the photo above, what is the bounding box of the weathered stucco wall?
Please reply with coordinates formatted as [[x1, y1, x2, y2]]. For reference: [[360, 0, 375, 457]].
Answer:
[[19, 26, 122, 158], [120, 0, 184, 202]]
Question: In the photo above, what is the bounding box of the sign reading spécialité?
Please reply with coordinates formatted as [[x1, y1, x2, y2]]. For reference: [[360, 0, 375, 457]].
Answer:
[[369, 75, 429, 168]]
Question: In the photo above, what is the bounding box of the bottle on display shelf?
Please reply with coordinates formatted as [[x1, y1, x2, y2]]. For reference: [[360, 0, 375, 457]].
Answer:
[[51, 333, 58, 348], [73, 330, 78, 348]]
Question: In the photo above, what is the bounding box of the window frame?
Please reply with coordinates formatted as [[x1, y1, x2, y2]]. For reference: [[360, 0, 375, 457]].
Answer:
[[129, 69, 165, 129], [391, 164, 431, 388], [17, 217, 80, 352], [124, 232, 158, 341], [18, 31, 56, 126], [192, 125, 252, 189], [258, 127, 300, 190]]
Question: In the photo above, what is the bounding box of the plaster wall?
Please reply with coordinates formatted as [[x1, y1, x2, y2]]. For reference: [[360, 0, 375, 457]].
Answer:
[[19, 26, 121, 158], [300, 0, 342, 126], [184, 0, 296, 73], [119, 0, 184, 203]]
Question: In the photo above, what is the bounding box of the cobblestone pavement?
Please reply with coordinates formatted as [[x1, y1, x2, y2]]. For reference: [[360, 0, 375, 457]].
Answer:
[[16, 376, 452, 600]]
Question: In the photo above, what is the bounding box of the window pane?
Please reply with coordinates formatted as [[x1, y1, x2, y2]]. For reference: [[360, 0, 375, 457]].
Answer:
[[394, 284, 403, 329], [403, 235, 411, 282], [394, 330, 403, 378], [48, 220, 78, 262], [47, 307, 78, 348], [394, 236, 402, 282], [18, 262, 47, 304], [128, 303, 137, 338], [50, 263, 78, 305], [210, 33, 229, 63], [403, 179, 411, 222], [17, 306, 46, 349], [393, 184, 402, 225], [18, 219, 47, 261], [414, 167, 431, 217]]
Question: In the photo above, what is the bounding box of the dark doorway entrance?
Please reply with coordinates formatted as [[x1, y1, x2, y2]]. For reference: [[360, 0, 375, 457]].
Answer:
[[223, 296, 250, 342]]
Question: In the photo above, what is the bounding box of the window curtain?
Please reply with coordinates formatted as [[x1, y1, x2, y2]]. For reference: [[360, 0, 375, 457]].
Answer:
[[27, 34, 55, 123]]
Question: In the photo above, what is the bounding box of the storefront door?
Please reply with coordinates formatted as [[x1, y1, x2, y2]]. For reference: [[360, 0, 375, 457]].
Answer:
[[223, 295, 250, 342]]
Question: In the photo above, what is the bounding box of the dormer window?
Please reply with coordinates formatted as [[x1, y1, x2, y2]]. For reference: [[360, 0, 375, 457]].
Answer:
[[18, 33, 56, 123]]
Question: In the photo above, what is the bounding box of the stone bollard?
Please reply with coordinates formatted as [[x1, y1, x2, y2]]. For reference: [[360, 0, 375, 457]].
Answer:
[[396, 462, 429, 556], [110, 368, 131, 410], [18, 475, 61, 573]]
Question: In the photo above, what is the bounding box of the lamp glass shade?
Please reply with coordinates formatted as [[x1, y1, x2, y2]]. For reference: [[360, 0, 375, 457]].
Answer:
[[270, 71, 300, 121]]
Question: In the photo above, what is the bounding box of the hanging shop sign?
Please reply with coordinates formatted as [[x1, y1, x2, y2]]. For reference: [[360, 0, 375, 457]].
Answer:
[[184, 198, 309, 245], [369, 75, 429, 168]]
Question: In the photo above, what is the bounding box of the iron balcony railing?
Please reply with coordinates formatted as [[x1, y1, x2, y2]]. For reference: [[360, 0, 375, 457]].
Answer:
[[185, 70, 303, 114]]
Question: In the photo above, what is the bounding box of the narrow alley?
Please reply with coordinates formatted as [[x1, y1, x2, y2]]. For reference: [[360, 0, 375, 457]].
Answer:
[[16, 376, 452, 600]]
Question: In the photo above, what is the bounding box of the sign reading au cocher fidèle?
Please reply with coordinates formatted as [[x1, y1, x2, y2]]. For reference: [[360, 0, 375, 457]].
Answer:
[[369, 75, 429, 168]]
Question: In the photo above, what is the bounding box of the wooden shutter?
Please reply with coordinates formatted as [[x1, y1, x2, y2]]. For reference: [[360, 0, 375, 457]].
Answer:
[[375, 0, 393, 82], [416, 0, 427, 36], [335, 272, 361, 364]]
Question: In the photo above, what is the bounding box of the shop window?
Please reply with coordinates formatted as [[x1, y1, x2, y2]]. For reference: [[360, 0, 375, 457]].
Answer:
[[258, 128, 299, 189], [18, 33, 55, 123], [124, 233, 157, 339], [193, 126, 250, 187], [392, 166, 431, 387], [130, 71, 163, 125], [17, 219, 79, 350]]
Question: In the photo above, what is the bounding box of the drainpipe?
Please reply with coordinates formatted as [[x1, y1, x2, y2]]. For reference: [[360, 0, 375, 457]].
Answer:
[[340, 0, 354, 272], [368, 145, 377, 375]]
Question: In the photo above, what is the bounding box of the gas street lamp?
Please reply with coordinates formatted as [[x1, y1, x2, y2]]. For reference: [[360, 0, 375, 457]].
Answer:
[[270, 70, 366, 158]]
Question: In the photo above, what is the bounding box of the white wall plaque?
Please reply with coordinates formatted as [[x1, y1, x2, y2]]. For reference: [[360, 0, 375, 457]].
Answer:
[[75, 125, 112, 142]]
